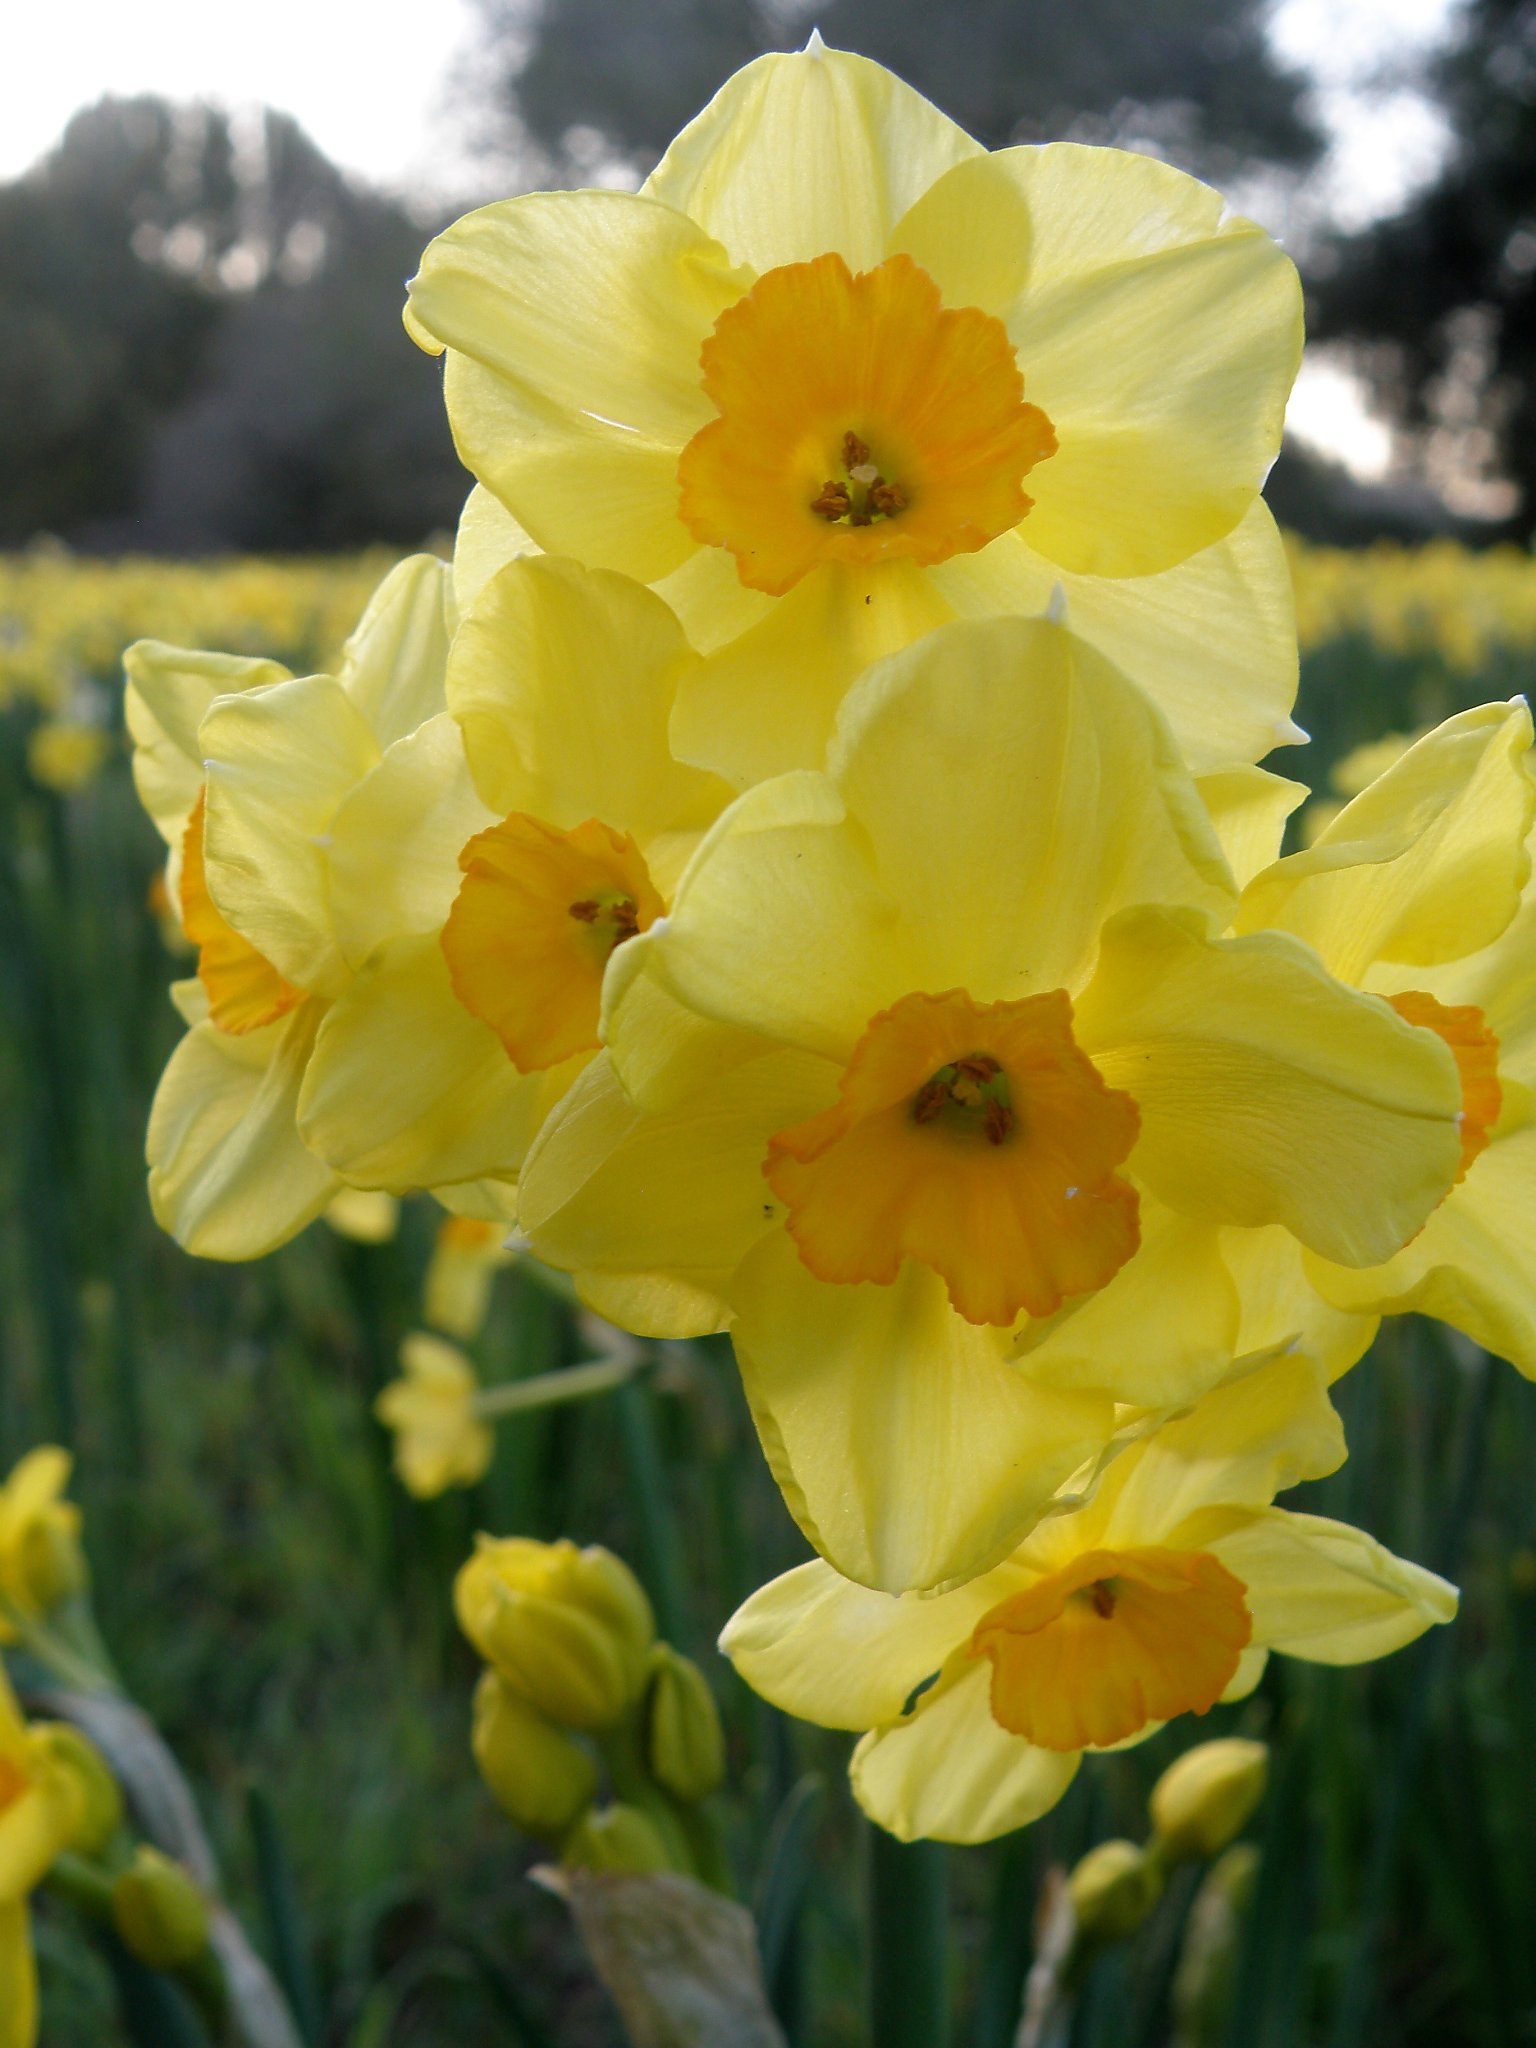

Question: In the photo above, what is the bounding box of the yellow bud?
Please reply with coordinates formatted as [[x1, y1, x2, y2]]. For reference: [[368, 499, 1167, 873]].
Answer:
[[0, 1447, 87, 1625], [111, 1847, 209, 1969], [30, 1724, 122, 1858], [1067, 1839, 1164, 1944], [454, 1537, 654, 1729], [471, 1671, 597, 1839], [561, 1802, 672, 1877], [1150, 1739, 1269, 1864], [644, 1645, 724, 1802]]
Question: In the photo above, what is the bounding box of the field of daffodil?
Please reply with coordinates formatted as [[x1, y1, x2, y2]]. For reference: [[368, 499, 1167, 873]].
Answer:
[[8, 40, 1536, 2048]]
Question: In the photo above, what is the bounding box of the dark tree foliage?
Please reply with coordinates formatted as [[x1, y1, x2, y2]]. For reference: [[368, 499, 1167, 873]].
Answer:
[[0, 97, 467, 553], [1311, 0, 1536, 530], [475, 0, 1322, 177]]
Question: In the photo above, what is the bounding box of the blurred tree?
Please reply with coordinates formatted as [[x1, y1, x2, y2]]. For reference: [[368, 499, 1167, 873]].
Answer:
[[0, 97, 467, 553], [1310, 0, 1536, 532], [469, 0, 1322, 180]]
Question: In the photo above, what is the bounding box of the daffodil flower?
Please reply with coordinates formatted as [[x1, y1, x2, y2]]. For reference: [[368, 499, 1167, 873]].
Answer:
[[1236, 697, 1536, 1372], [518, 617, 1463, 1590], [722, 1353, 1456, 1843], [0, 1664, 90, 2048], [406, 41, 1303, 789]]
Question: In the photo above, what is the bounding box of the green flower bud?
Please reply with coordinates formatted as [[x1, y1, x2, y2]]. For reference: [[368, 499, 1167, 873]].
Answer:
[[455, 1537, 655, 1729], [471, 1670, 597, 1839], [561, 1802, 673, 1877], [111, 1846, 209, 1969], [643, 1646, 725, 1802], [1068, 1839, 1164, 1945], [30, 1723, 122, 1857], [1150, 1739, 1269, 1864]]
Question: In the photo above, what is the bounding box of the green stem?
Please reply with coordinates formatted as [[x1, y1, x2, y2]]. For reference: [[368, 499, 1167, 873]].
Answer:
[[867, 1824, 951, 2048], [474, 1354, 643, 1420]]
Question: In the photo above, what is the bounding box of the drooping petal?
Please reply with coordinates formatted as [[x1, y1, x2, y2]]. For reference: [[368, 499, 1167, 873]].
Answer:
[[1239, 700, 1535, 980], [928, 501, 1300, 775], [1307, 1121, 1536, 1378], [644, 42, 982, 276], [1201, 1507, 1458, 1662], [147, 1002, 338, 1260], [200, 675, 381, 997], [298, 935, 571, 1193], [850, 1662, 1080, 1843], [731, 1234, 1113, 1592], [408, 192, 746, 579], [721, 1558, 1018, 1733], [447, 557, 729, 839], [1078, 907, 1464, 1265], [336, 553, 455, 750], [327, 714, 497, 972]]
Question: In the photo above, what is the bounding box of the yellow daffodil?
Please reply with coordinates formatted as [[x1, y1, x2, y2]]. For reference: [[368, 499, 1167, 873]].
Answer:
[[0, 1449, 86, 1643], [0, 1663, 92, 2048], [424, 1215, 515, 1340], [518, 617, 1462, 1591], [1237, 699, 1536, 1373], [292, 554, 731, 1205], [130, 553, 463, 1257], [375, 1334, 495, 1498], [722, 1353, 1455, 1843], [406, 40, 1303, 789]]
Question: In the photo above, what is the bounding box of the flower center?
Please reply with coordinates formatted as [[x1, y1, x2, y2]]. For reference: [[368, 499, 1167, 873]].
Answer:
[[180, 790, 303, 1036], [1387, 989, 1501, 1181], [441, 812, 664, 1073], [970, 1546, 1252, 1751], [677, 252, 1056, 596], [763, 988, 1140, 1326]]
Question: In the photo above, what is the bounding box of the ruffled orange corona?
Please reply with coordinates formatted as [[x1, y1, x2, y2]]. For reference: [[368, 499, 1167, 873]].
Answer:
[[442, 814, 665, 1073], [764, 988, 1140, 1325], [678, 253, 1056, 595], [971, 1546, 1252, 1751], [180, 792, 303, 1036], [1387, 990, 1501, 1181]]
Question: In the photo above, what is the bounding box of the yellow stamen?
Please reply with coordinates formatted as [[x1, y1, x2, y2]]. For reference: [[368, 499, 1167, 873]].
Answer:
[[678, 252, 1056, 595], [180, 791, 303, 1036], [441, 813, 664, 1073], [764, 988, 1139, 1325], [971, 1547, 1252, 1751]]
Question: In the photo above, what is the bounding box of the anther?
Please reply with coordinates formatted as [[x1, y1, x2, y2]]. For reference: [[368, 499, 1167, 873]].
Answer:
[[1089, 1581, 1117, 1619]]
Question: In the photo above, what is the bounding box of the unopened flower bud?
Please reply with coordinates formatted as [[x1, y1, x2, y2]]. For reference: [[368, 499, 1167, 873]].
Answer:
[[0, 1447, 87, 1630], [31, 1723, 122, 1858], [471, 1670, 597, 1839], [455, 1537, 654, 1729], [1150, 1739, 1268, 1864], [643, 1645, 724, 1802], [1068, 1838, 1164, 1944], [111, 1846, 209, 1969], [561, 1802, 673, 1877]]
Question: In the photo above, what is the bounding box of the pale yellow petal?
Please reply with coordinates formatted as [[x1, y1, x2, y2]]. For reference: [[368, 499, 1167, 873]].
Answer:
[[336, 553, 455, 749], [1307, 1122, 1536, 1377], [147, 1003, 339, 1260], [1239, 700, 1535, 980], [928, 501, 1300, 775], [298, 934, 569, 1191], [124, 640, 289, 847], [1204, 1507, 1458, 1663], [1079, 908, 1463, 1265], [1198, 766, 1309, 890], [448, 556, 729, 840], [409, 192, 746, 580], [850, 1663, 1080, 1843], [1221, 1225, 1378, 1382], [327, 714, 496, 971], [200, 675, 381, 995], [732, 1234, 1112, 1593], [645, 43, 981, 275], [721, 1558, 1017, 1732], [453, 484, 537, 614]]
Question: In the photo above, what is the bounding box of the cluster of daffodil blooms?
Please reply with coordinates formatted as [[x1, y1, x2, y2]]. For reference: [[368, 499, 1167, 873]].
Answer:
[[1286, 532, 1536, 673], [456, 1537, 727, 1881], [122, 40, 1534, 1853]]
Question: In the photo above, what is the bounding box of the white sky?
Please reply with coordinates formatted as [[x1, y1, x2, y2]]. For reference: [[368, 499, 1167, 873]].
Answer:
[[0, 0, 1467, 479]]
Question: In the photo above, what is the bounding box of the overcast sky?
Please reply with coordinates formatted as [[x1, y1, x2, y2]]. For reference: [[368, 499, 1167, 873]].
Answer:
[[0, 0, 1466, 475]]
